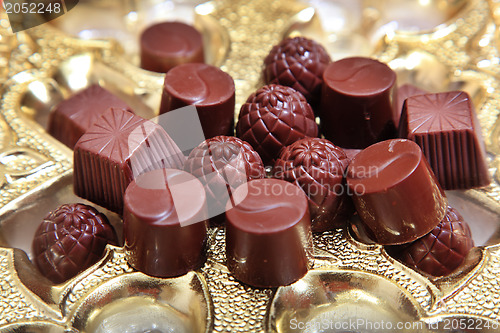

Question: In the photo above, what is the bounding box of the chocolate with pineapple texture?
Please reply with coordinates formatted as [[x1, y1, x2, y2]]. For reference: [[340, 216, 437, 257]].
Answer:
[[320, 57, 397, 149], [346, 139, 447, 245], [399, 90, 491, 190], [140, 21, 204, 73]]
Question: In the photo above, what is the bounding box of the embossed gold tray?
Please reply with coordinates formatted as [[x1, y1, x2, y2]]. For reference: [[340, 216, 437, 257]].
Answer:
[[1, 0, 500, 332]]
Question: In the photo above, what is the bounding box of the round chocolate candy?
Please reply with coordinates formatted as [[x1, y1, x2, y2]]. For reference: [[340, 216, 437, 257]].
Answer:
[[32, 203, 118, 284], [274, 137, 353, 232], [225, 178, 312, 288], [346, 139, 447, 245], [140, 21, 204, 73], [386, 207, 474, 277], [184, 136, 265, 224], [264, 36, 331, 109], [159, 63, 235, 139], [236, 84, 318, 165], [124, 169, 208, 278], [320, 57, 397, 149]]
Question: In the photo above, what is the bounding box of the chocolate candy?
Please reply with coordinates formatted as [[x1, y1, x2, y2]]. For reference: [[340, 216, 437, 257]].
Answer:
[[225, 178, 312, 288], [32, 203, 118, 284], [159, 63, 235, 139], [74, 107, 185, 214], [274, 138, 352, 232], [184, 136, 265, 224], [236, 84, 318, 164], [386, 207, 474, 277], [264, 37, 331, 109], [140, 22, 204, 73], [399, 91, 491, 190], [124, 169, 208, 277], [48, 85, 131, 149], [346, 139, 447, 245], [393, 84, 427, 126], [320, 57, 397, 149]]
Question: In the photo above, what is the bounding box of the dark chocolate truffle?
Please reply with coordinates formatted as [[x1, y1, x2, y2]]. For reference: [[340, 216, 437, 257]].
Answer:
[[124, 169, 208, 278], [236, 84, 318, 164], [346, 139, 447, 245], [48, 85, 131, 149], [226, 178, 312, 288], [274, 137, 353, 232], [320, 57, 397, 148], [264, 36, 331, 108], [140, 22, 204, 73], [32, 203, 118, 284], [159, 63, 235, 139], [393, 84, 427, 126], [74, 107, 185, 214], [386, 207, 474, 277], [399, 91, 491, 190], [183, 136, 265, 223]]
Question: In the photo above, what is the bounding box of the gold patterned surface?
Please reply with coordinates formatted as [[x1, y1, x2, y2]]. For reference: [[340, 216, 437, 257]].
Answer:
[[0, 0, 500, 332]]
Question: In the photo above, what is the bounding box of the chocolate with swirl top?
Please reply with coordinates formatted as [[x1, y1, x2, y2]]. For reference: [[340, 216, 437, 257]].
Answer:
[[159, 63, 235, 139], [346, 139, 447, 245], [225, 178, 312, 288]]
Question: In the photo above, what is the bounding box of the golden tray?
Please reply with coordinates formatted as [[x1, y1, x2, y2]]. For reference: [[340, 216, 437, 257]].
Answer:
[[1, 0, 500, 331]]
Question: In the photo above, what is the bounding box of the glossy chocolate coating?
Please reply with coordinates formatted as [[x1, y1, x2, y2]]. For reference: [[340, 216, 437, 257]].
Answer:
[[48, 85, 131, 149], [226, 178, 312, 288], [393, 84, 427, 126], [400, 91, 491, 190], [236, 84, 318, 165], [140, 22, 204, 73], [184, 136, 265, 224], [159, 63, 235, 139], [124, 169, 208, 277], [320, 57, 397, 148], [264, 37, 331, 109], [32, 203, 118, 284], [74, 107, 185, 214], [386, 207, 474, 277], [274, 138, 353, 232], [346, 139, 447, 245]]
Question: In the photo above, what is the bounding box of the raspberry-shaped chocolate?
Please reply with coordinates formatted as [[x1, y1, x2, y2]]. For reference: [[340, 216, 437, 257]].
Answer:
[[274, 138, 352, 232], [184, 136, 265, 222], [264, 37, 331, 108], [386, 207, 474, 277], [32, 204, 118, 284], [236, 84, 318, 165]]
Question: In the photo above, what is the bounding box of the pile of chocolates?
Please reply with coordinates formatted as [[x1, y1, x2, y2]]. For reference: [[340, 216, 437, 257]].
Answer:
[[32, 22, 489, 287]]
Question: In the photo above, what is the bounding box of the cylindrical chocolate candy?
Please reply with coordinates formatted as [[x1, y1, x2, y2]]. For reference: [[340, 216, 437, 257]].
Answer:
[[159, 63, 235, 139], [346, 139, 447, 245], [320, 57, 397, 149], [124, 169, 208, 278], [140, 22, 204, 73], [225, 178, 312, 288]]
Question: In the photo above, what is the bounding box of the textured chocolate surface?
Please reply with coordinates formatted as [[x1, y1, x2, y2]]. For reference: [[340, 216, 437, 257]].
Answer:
[[400, 91, 491, 190], [274, 138, 353, 232], [184, 136, 265, 224], [320, 57, 397, 148], [225, 178, 312, 288], [346, 139, 447, 245], [140, 21, 204, 73], [73, 108, 185, 214], [387, 207, 474, 277], [394, 84, 427, 126], [124, 169, 208, 277], [160, 63, 235, 139], [264, 37, 331, 109], [48, 85, 131, 149], [32, 203, 118, 284], [236, 84, 318, 164]]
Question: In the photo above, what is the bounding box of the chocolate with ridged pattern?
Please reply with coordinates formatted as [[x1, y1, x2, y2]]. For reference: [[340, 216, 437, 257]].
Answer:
[[73, 107, 185, 214]]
